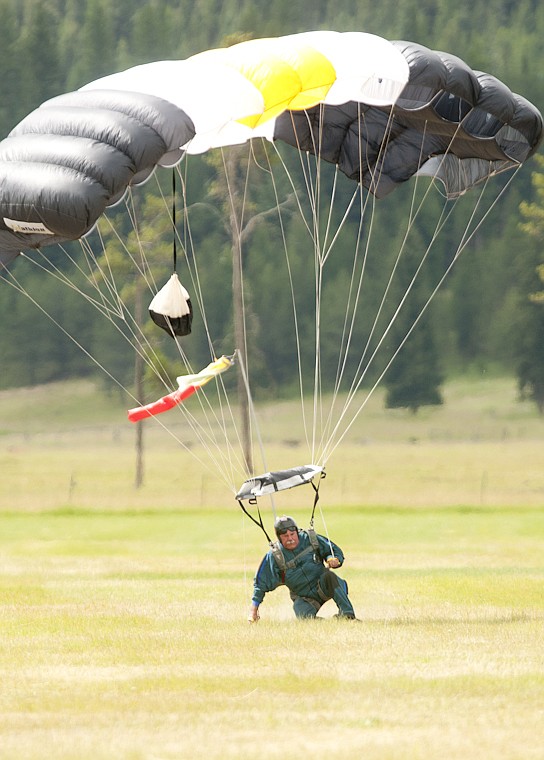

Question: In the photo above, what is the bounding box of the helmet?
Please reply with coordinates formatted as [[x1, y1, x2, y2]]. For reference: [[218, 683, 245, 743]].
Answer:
[[274, 515, 298, 537]]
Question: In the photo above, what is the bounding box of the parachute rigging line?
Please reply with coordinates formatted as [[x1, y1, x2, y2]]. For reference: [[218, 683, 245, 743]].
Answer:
[[172, 169, 178, 273], [308, 470, 325, 527], [320, 167, 523, 464], [237, 498, 272, 544]]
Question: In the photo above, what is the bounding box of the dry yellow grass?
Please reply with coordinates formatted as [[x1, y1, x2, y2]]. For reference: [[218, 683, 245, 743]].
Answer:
[[1, 438, 543, 512], [1, 375, 543, 513]]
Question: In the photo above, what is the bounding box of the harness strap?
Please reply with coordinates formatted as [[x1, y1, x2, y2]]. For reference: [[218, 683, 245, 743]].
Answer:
[[306, 527, 320, 556], [309, 471, 325, 526], [270, 541, 316, 583], [270, 541, 287, 583], [284, 544, 314, 569], [271, 540, 321, 573], [238, 499, 272, 543]]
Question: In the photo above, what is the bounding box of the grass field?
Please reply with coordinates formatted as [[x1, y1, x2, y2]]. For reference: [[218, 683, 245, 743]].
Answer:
[[0, 378, 543, 759]]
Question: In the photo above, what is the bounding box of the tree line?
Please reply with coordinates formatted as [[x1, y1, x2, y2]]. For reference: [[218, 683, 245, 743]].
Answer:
[[1, 0, 543, 139], [0, 0, 543, 412]]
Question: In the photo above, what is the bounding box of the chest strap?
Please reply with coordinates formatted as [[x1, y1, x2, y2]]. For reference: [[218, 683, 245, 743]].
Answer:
[[271, 535, 322, 582]]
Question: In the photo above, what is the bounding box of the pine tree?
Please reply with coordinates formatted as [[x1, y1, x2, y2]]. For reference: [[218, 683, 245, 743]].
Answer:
[[17, 1, 63, 119], [383, 241, 444, 414], [515, 155, 544, 414], [0, 1, 20, 134], [66, 0, 115, 88]]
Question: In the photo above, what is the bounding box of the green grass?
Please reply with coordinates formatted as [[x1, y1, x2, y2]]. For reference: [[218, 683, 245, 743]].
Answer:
[[0, 377, 543, 758]]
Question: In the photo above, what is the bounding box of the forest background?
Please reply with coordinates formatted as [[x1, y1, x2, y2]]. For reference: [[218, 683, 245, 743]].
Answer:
[[0, 0, 543, 409]]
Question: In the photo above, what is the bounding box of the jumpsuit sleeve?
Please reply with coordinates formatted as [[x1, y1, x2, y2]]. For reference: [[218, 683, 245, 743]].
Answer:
[[252, 551, 283, 606], [317, 534, 345, 566]]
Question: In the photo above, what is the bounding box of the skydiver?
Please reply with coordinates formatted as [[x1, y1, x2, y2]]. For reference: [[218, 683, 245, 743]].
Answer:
[[248, 515, 359, 622]]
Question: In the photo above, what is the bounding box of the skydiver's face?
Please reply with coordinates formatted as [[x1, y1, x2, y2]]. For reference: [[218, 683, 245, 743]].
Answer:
[[279, 528, 299, 551]]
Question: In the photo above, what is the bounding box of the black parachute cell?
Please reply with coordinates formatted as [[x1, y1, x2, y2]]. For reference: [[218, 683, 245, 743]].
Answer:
[[0, 90, 195, 266], [272, 40, 542, 199]]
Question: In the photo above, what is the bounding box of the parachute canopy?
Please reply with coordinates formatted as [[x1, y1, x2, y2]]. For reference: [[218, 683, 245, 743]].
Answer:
[[0, 31, 542, 268]]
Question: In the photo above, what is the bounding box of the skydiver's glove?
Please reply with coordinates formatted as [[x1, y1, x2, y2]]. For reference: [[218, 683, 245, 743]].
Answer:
[[248, 604, 260, 623], [326, 557, 341, 569]]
